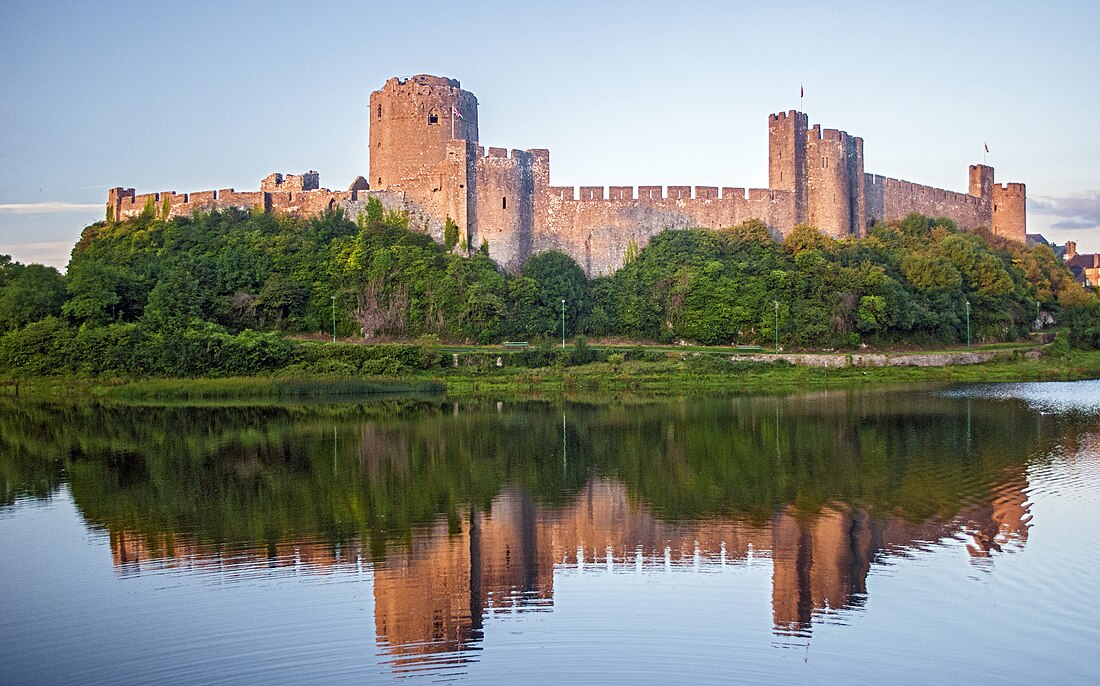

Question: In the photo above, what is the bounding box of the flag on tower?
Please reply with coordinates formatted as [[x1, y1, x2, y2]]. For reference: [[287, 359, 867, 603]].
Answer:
[[800, 83, 804, 98], [984, 142, 989, 153], [452, 105, 463, 119]]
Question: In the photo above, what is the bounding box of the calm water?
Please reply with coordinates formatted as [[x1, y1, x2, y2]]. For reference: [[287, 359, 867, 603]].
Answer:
[[2, 383, 1099, 684]]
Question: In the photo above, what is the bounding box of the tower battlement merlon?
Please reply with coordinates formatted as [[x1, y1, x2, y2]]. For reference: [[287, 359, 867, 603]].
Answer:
[[820, 128, 851, 143], [769, 110, 807, 123]]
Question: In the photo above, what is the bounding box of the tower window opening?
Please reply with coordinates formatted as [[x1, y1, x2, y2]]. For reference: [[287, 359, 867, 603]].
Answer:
[[377, 104, 382, 119], [378, 177, 382, 185], [428, 110, 439, 125], [502, 196, 507, 210]]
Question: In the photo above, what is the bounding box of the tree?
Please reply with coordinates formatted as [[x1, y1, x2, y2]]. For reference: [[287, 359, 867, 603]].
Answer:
[[444, 217, 460, 252], [142, 268, 202, 331], [520, 251, 590, 337], [62, 262, 122, 327], [0, 263, 66, 331], [255, 275, 309, 327]]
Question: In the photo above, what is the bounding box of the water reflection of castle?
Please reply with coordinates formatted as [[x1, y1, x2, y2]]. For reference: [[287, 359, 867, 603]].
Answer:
[[108, 469, 1030, 671]]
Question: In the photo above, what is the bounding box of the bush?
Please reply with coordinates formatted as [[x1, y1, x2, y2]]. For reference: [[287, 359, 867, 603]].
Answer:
[[1065, 300, 1100, 349], [0, 317, 73, 376], [568, 336, 597, 365]]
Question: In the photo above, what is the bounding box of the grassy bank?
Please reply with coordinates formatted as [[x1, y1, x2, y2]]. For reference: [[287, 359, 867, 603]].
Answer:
[[432, 349, 1100, 396], [0, 376, 445, 403], [4, 349, 1099, 404]]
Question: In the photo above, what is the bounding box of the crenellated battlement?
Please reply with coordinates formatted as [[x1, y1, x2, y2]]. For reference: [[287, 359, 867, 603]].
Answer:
[[476, 146, 533, 162], [538, 185, 778, 203], [769, 110, 804, 122]]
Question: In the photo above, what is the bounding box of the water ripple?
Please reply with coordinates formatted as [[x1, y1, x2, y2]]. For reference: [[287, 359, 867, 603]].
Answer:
[[936, 379, 1100, 414]]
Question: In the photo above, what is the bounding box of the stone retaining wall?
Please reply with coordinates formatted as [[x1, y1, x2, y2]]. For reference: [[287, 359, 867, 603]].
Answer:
[[727, 349, 1027, 368]]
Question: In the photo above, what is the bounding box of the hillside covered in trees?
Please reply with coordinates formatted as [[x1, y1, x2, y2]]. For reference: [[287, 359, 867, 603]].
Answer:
[[1, 198, 1098, 378]]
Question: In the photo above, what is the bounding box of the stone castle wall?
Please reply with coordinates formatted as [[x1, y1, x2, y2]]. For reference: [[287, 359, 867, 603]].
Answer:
[[865, 173, 989, 229], [107, 74, 1028, 276], [534, 185, 794, 276], [107, 184, 447, 241]]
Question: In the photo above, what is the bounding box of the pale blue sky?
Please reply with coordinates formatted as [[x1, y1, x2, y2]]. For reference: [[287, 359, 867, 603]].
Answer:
[[2, 0, 1098, 269]]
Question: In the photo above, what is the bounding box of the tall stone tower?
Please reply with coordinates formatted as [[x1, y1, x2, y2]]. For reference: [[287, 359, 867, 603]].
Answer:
[[806, 125, 865, 238], [968, 164, 995, 203], [368, 75, 479, 193], [769, 111, 865, 237], [992, 183, 1026, 243], [768, 111, 808, 225]]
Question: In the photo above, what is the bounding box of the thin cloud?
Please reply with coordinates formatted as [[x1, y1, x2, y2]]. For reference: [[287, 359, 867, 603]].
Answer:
[[0, 241, 73, 270], [1051, 219, 1097, 230], [0, 202, 103, 214], [1030, 192, 1100, 230]]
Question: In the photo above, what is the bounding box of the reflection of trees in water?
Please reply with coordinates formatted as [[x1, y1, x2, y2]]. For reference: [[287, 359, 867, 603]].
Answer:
[[0, 392, 1089, 674]]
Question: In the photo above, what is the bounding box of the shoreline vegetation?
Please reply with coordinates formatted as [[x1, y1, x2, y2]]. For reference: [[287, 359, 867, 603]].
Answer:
[[4, 206, 1100, 400], [6, 342, 1099, 404]]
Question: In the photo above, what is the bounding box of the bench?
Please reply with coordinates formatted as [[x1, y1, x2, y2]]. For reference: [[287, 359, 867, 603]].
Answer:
[[502, 341, 530, 349], [735, 345, 764, 352]]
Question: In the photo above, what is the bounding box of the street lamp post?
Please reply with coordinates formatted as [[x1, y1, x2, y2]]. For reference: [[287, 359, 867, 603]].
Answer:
[[774, 300, 779, 353], [331, 295, 336, 343], [561, 299, 566, 350], [965, 300, 971, 351]]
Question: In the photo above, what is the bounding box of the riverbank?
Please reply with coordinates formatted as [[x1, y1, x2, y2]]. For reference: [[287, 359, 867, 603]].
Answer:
[[5, 348, 1100, 403]]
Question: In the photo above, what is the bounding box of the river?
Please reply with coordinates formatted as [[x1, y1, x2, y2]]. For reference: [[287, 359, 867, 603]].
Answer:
[[1, 382, 1098, 683]]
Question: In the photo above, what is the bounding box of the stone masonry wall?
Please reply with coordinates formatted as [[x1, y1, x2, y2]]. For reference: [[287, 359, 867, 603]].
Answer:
[[865, 173, 989, 229], [109, 183, 445, 242], [534, 186, 794, 276]]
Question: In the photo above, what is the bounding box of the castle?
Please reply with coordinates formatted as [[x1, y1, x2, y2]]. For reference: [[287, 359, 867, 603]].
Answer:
[[108, 74, 1027, 276]]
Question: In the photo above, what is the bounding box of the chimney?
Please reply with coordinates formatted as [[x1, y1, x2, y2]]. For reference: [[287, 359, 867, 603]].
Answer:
[[1094, 253, 1098, 269], [1066, 240, 1077, 258]]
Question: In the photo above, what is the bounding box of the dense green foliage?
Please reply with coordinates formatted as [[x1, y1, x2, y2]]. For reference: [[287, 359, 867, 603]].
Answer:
[[589, 217, 1088, 346], [0, 207, 1095, 378]]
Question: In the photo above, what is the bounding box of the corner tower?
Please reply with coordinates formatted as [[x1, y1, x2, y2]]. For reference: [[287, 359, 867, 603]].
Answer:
[[368, 75, 479, 192], [992, 183, 1026, 243]]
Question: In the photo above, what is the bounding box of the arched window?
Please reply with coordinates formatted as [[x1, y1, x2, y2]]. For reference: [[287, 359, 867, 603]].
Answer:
[[428, 108, 439, 125], [377, 104, 382, 119], [502, 196, 507, 210]]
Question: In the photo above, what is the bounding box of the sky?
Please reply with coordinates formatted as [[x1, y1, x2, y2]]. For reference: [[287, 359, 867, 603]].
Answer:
[[1, 0, 1098, 270]]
